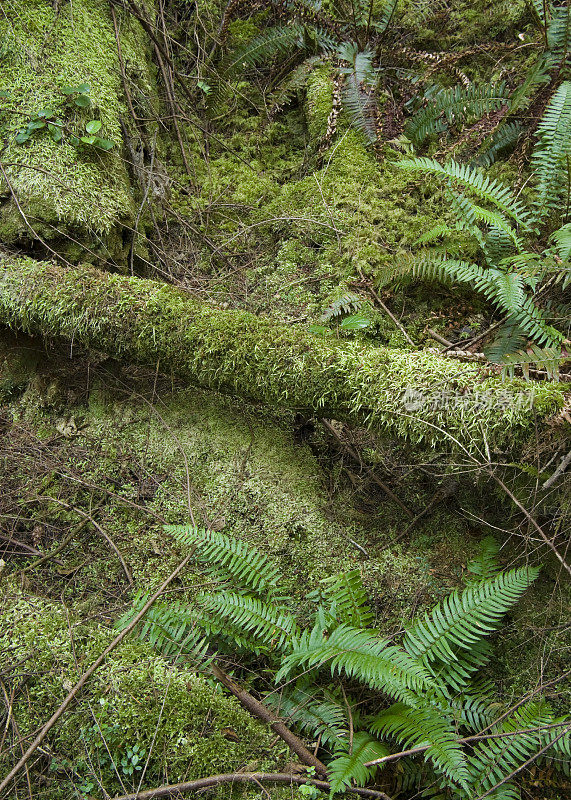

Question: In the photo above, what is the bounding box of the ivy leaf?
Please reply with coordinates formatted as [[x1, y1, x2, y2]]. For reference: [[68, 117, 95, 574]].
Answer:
[[85, 119, 102, 134], [48, 123, 63, 142], [340, 314, 371, 330], [94, 138, 114, 150], [15, 131, 30, 144], [74, 94, 91, 108], [80, 135, 97, 145]]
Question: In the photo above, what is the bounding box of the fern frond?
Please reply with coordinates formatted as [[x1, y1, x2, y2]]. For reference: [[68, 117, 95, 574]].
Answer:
[[269, 57, 321, 111], [507, 55, 554, 114], [265, 685, 350, 748], [220, 25, 307, 78], [374, 0, 398, 35], [199, 591, 299, 651], [166, 526, 279, 593], [392, 252, 563, 346], [496, 344, 568, 381], [403, 566, 539, 667], [548, 3, 571, 55], [405, 84, 509, 146], [319, 291, 363, 322], [327, 731, 389, 796], [396, 157, 532, 228], [277, 623, 433, 700], [341, 74, 378, 142], [316, 569, 374, 627], [483, 320, 528, 364], [531, 81, 571, 219], [467, 702, 570, 796], [466, 537, 501, 580], [475, 122, 523, 168], [369, 702, 470, 789], [117, 593, 209, 662], [550, 221, 571, 259]]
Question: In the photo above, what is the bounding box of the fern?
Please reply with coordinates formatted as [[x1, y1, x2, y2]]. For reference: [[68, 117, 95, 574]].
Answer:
[[312, 569, 374, 627], [495, 344, 568, 381], [117, 593, 209, 661], [396, 158, 532, 227], [475, 122, 523, 167], [406, 84, 509, 146], [466, 702, 569, 798], [393, 252, 563, 346], [403, 566, 539, 668], [166, 526, 279, 593], [531, 81, 571, 219], [219, 25, 308, 78], [277, 622, 433, 700], [466, 537, 501, 580], [374, 0, 398, 34], [199, 591, 299, 651], [327, 732, 389, 795], [265, 685, 350, 749], [369, 702, 470, 789]]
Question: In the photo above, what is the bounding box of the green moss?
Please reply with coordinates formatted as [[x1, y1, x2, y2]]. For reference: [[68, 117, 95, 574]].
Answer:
[[0, 0, 155, 258], [1, 255, 565, 455], [0, 593, 283, 798]]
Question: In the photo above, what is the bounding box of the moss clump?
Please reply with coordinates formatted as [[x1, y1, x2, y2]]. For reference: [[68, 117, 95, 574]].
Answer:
[[0, 255, 565, 454], [0, 593, 283, 798], [0, 0, 155, 259]]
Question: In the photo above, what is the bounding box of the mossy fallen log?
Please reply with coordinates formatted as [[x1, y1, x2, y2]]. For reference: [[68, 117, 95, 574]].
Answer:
[[0, 255, 565, 451]]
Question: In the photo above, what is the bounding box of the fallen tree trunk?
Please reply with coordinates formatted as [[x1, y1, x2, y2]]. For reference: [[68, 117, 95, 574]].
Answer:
[[0, 255, 565, 451]]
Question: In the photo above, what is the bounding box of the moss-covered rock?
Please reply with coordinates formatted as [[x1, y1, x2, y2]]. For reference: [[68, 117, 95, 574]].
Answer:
[[0, 593, 284, 798], [0, 0, 156, 261]]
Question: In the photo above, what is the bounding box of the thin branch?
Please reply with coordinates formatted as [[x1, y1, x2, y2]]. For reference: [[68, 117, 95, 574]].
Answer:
[[108, 772, 394, 800]]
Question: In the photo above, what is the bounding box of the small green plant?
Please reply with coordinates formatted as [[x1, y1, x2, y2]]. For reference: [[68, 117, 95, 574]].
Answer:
[[12, 82, 114, 151]]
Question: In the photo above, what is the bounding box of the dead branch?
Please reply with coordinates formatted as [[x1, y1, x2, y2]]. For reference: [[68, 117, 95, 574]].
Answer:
[[211, 664, 329, 777], [108, 772, 394, 800]]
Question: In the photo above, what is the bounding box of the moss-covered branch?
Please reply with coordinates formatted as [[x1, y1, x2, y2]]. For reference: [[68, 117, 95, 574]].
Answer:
[[0, 255, 565, 451]]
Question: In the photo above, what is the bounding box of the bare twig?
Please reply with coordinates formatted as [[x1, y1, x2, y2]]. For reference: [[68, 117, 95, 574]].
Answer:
[[108, 772, 394, 800], [489, 471, 571, 577], [542, 449, 571, 489], [322, 419, 414, 519], [33, 497, 133, 586], [0, 548, 196, 795]]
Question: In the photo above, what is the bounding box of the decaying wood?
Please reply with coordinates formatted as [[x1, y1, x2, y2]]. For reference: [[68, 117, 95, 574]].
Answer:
[[211, 663, 329, 777]]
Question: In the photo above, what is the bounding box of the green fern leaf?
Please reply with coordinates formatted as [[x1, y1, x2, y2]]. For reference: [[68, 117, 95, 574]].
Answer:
[[531, 81, 571, 219], [327, 731, 389, 796], [466, 537, 501, 580], [369, 702, 470, 789], [277, 622, 433, 700], [315, 569, 374, 627], [166, 526, 279, 593], [396, 157, 532, 228], [265, 685, 350, 748], [199, 591, 299, 651], [403, 567, 539, 667]]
